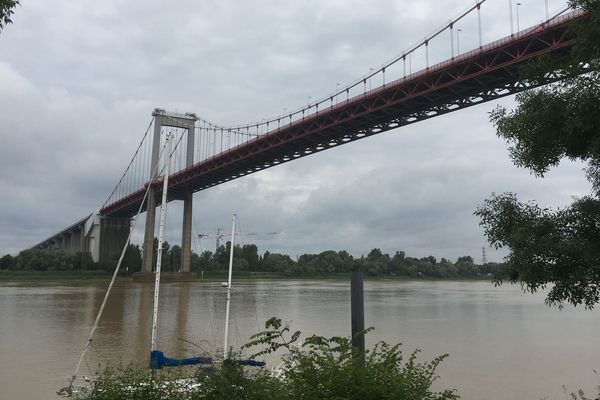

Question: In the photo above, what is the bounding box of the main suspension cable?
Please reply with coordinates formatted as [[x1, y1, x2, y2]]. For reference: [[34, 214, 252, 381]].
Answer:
[[101, 117, 154, 209]]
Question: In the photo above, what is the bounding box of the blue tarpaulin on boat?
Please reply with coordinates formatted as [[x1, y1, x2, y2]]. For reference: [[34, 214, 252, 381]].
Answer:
[[150, 350, 213, 370], [224, 358, 266, 367]]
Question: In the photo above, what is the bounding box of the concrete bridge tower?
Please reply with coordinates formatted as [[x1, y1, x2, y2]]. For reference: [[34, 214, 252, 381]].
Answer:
[[141, 109, 198, 274]]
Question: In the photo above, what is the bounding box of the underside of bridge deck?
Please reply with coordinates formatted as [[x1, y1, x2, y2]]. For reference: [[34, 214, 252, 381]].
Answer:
[[100, 11, 586, 220]]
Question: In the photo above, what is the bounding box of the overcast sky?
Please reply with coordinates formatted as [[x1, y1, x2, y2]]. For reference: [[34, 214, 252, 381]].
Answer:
[[0, 0, 587, 262]]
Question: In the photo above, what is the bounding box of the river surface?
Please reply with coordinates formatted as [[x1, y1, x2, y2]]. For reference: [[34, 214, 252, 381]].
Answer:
[[0, 279, 599, 400]]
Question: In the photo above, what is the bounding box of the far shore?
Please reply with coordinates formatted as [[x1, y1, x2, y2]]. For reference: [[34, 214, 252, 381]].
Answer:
[[0, 269, 494, 283]]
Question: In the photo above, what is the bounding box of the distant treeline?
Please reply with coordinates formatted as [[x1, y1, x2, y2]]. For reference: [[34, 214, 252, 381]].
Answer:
[[190, 243, 503, 278], [0, 240, 504, 279], [0, 249, 97, 272]]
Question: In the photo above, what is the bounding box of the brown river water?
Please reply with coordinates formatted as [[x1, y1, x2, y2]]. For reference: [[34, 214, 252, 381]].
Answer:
[[0, 279, 599, 400]]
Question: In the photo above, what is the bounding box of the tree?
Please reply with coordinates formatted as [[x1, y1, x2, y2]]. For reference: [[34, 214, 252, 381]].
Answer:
[[122, 244, 142, 274], [363, 248, 391, 275], [455, 256, 478, 278], [241, 244, 260, 270], [476, 0, 600, 308], [260, 253, 295, 274], [0, 0, 19, 32], [192, 250, 218, 272], [336, 250, 354, 272], [214, 243, 230, 268], [167, 245, 182, 272], [74, 252, 96, 271], [0, 254, 13, 269], [150, 238, 171, 270]]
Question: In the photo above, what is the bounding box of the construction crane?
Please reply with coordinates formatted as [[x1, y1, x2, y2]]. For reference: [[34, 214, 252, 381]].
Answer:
[[197, 228, 224, 251], [197, 230, 279, 252]]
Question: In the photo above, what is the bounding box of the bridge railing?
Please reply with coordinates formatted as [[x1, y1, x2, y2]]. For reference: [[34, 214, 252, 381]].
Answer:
[[213, 0, 572, 133], [101, 0, 576, 211]]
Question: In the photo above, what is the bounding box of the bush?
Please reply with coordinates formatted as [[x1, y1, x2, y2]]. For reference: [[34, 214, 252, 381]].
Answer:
[[79, 318, 458, 400], [79, 364, 193, 400], [242, 317, 458, 400]]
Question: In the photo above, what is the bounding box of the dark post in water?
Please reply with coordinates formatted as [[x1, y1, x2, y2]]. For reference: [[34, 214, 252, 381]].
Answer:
[[351, 268, 365, 363]]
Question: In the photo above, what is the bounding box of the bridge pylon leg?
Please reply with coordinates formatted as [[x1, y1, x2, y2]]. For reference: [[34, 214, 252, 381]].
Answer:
[[141, 111, 163, 274], [181, 192, 193, 273], [142, 190, 157, 273], [180, 119, 196, 273]]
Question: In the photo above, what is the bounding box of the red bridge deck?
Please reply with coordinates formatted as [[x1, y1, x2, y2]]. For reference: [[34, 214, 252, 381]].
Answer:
[[101, 10, 586, 218]]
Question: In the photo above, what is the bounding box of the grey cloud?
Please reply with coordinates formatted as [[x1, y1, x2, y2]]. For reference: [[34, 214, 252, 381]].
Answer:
[[0, 0, 588, 263]]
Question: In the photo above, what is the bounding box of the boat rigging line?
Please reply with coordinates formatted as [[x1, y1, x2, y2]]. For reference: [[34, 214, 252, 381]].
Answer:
[[59, 129, 174, 396]]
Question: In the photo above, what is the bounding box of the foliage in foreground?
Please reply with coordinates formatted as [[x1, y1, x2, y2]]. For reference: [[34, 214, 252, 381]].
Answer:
[[81, 318, 458, 400], [567, 387, 600, 400], [79, 365, 190, 400], [242, 317, 458, 400], [563, 370, 600, 400], [0, 0, 19, 31], [476, 0, 600, 308]]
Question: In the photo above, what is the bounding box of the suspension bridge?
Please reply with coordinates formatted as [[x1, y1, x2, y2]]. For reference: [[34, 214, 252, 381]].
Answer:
[[33, 1, 589, 273]]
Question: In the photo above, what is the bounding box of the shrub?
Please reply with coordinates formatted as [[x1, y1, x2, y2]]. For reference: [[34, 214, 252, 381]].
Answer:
[[79, 318, 458, 400], [242, 317, 458, 400]]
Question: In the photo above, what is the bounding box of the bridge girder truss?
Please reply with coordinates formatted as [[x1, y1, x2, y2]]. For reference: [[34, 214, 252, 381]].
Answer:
[[101, 12, 586, 218]]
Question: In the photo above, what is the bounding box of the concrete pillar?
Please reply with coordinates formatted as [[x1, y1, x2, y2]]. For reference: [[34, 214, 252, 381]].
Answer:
[[86, 215, 102, 262], [64, 234, 71, 252], [99, 217, 131, 264], [142, 110, 163, 273], [181, 120, 195, 273], [351, 269, 365, 363], [77, 227, 84, 252], [69, 230, 75, 252], [142, 192, 157, 272], [70, 228, 81, 252], [181, 195, 193, 272]]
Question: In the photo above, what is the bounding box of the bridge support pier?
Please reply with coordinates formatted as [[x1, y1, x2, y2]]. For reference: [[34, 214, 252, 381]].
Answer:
[[181, 193, 193, 273], [142, 190, 157, 273], [98, 217, 131, 265], [69, 227, 83, 253], [36, 223, 87, 254]]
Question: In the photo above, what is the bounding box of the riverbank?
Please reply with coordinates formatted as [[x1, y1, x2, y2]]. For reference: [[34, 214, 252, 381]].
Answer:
[[0, 269, 111, 281], [0, 269, 494, 282]]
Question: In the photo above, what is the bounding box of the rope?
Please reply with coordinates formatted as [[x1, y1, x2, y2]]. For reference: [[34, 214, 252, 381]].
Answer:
[[67, 136, 171, 390], [71, 125, 187, 387], [235, 214, 245, 247], [70, 127, 198, 390], [185, 180, 220, 349]]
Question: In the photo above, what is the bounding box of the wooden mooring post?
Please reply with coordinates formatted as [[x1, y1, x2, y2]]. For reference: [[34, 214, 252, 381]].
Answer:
[[351, 268, 365, 364]]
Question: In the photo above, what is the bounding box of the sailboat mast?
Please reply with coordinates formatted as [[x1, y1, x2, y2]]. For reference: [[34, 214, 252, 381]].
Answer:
[[150, 132, 173, 353], [223, 213, 236, 359]]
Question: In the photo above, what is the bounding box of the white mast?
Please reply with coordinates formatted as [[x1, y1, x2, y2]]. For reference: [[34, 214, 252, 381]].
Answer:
[[150, 132, 173, 353], [223, 213, 236, 359]]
